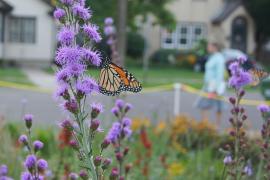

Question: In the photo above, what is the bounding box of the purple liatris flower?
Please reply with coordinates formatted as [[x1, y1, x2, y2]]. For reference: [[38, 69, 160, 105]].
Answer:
[[55, 68, 69, 83], [104, 26, 114, 36], [21, 171, 31, 180], [0, 165, 8, 176], [33, 140, 44, 152], [64, 99, 78, 114], [82, 24, 102, 43], [72, 4, 91, 20], [228, 69, 252, 89], [105, 17, 114, 25], [81, 48, 102, 67], [23, 114, 33, 129], [91, 102, 103, 119], [228, 62, 252, 89], [123, 127, 132, 137], [19, 135, 28, 144], [123, 117, 132, 127], [60, 0, 73, 5], [69, 172, 79, 180], [24, 155, 37, 171], [258, 104, 270, 113], [60, 119, 74, 131], [223, 155, 232, 165], [67, 63, 85, 77], [115, 99, 125, 109], [55, 84, 69, 99], [57, 26, 75, 46], [107, 122, 121, 143], [55, 46, 82, 65], [79, 170, 88, 180], [243, 164, 253, 176], [54, 8, 66, 20], [37, 159, 48, 172], [76, 77, 98, 95]]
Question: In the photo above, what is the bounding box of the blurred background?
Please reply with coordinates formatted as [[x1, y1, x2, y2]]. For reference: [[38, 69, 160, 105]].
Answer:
[[1, 0, 270, 179]]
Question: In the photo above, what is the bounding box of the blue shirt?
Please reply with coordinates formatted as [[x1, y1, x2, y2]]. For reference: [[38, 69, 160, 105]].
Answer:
[[204, 52, 226, 94]]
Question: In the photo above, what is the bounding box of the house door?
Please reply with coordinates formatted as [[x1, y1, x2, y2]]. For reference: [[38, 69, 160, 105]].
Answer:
[[231, 16, 247, 52]]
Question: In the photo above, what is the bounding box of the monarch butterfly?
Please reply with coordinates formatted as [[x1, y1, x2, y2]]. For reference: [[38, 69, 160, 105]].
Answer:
[[248, 68, 269, 86], [98, 59, 142, 96]]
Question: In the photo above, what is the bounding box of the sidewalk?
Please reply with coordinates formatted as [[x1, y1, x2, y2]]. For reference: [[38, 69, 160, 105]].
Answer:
[[23, 68, 56, 89]]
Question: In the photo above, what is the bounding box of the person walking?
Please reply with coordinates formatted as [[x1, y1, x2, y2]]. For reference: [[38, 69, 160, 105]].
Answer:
[[196, 40, 226, 127]]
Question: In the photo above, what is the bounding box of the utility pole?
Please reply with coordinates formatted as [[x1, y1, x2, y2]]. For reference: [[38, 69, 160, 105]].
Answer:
[[117, 0, 127, 66]]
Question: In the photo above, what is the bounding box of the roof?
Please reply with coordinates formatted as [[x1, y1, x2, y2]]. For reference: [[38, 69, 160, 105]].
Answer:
[[212, 0, 243, 24], [0, 0, 13, 13]]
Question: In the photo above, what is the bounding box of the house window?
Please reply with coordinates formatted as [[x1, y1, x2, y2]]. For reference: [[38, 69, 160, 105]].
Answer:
[[161, 22, 206, 49], [9, 17, 36, 43], [161, 29, 176, 49]]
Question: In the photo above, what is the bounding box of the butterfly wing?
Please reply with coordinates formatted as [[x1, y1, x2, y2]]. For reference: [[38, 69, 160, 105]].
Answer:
[[248, 68, 269, 86], [110, 63, 142, 93], [98, 64, 123, 96], [98, 60, 142, 96]]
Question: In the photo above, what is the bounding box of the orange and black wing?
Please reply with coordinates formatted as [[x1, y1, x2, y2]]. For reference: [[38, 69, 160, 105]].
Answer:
[[248, 68, 269, 86], [98, 60, 142, 96], [98, 63, 123, 96], [110, 63, 142, 93]]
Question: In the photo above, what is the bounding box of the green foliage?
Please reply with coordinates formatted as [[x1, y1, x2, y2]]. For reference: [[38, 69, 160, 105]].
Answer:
[[127, 32, 145, 58], [87, 0, 176, 30], [150, 49, 179, 65], [150, 49, 198, 69]]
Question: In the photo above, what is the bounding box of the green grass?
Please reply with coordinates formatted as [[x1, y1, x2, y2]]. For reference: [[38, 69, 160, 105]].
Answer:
[[0, 68, 33, 85], [87, 66, 204, 88]]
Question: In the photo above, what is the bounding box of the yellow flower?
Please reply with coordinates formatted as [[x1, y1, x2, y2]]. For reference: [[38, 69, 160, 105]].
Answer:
[[154, 121, 167, 135], [167, 162, 185, 177], [131, 118, 151, 131]]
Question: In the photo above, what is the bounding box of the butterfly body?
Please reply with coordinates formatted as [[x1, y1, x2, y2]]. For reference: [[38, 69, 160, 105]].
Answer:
[[98, 59, 142, 96]]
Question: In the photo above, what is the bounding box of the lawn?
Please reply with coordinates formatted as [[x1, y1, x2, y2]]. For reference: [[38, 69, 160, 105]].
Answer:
[[0, 68, 33, 85], [86, 66, 204, 88]]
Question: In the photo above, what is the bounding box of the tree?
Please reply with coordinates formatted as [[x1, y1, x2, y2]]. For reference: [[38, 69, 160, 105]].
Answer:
[[87, 0, 176, 65], [244, 0, 270, 61]]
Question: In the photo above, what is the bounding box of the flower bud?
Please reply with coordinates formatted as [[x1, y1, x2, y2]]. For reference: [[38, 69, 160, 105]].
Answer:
[[111, 107, 120, 117], [69, 140, 79, 151], [240, 90, 245, 97], [33, 140, 44, 152], [101, 139, 110, 149], [115, 99, 125, 110], [94, 156, 102, 167], [223, 155, 232, 165], [242, 115, 247, 121], [37, 159, 48, 173], [79, 170, 88, 180], [64, 99, 78, 114], [124, 103, 132, 113], [229, 97, 236, 105], [23, 114, 33, 129], [90, 119, 100, 132], [102, 158, 112, 170], [230, 131, 236, 136], [61, 119, 74, 131], [19, 135, 28, 145], [110, 168, 119, 180], [91, 103, 103, 119], [119, 176, 124, 180], [116, 152, 123, 162], [125, 163, 132, 174], [240, 108, 245, 114], [123, 147, 129, 156]]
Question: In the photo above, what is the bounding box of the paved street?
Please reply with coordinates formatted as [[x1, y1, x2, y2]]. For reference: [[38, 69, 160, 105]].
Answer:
[[0, 87, 265, 131]]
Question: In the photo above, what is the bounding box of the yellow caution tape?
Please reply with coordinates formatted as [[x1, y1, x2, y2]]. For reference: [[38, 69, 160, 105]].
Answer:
[[0, 80, 270, 106]]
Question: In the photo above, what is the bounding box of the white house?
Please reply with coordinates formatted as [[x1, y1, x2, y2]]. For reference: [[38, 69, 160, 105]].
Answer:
[[141, 0, 256, 56], [0, 0, 56, 66]]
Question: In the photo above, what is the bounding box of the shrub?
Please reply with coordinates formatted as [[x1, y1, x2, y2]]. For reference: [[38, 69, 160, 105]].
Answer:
[[150, 49, 198, 69], [127, 32, 145, 58]]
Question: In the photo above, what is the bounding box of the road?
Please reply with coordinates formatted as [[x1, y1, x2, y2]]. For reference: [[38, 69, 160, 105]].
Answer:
[[0, 87, 265, 131]]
